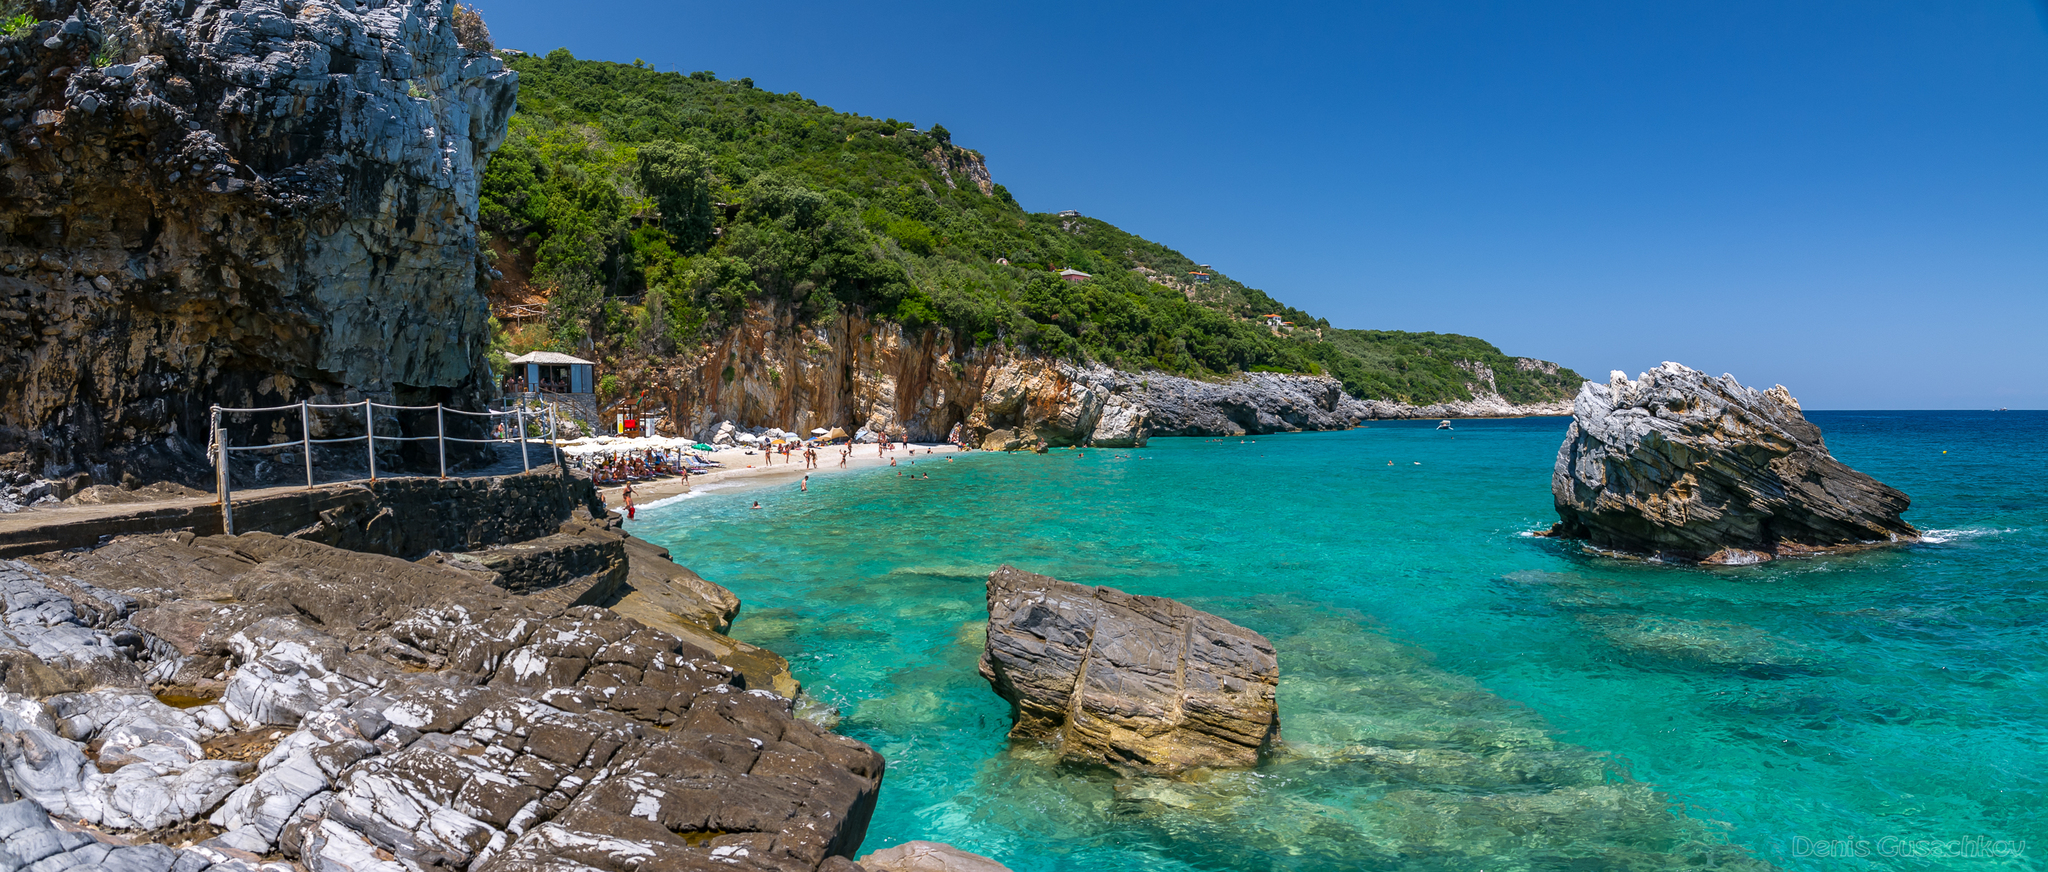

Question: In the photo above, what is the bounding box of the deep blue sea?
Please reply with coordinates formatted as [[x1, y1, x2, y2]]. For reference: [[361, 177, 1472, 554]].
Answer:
[[633, 412, 2047, 872]]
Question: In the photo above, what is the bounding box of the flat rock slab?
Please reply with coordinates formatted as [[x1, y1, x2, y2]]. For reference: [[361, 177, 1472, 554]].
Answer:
[[977, 566, 1279, 773], [1551, 362, 1916, 562]]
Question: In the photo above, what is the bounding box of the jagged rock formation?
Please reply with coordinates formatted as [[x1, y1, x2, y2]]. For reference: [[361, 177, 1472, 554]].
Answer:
[[977, 566, 1280, 774], [1550, 362, 1917, 563], [1129, 370, 1365, 437], [0, 0, 517, 480], [0, 528, 882, 871], [921, 144, 993, 196]]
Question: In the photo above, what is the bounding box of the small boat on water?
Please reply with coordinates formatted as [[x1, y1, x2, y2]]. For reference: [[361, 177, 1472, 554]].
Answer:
[[1436, 420, 1453, 430]]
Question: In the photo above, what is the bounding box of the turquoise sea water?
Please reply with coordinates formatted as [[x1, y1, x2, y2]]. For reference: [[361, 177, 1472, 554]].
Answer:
[[633, 412, 2047, 871]]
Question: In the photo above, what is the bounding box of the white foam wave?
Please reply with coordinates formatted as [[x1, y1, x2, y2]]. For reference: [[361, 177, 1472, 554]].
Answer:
[[1917, 527, 2013, 544], [640, 482, 740, 511]]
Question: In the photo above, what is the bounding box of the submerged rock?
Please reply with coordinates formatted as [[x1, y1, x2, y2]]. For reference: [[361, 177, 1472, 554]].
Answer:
[[977, 566, 1279, 773], [860, 840, 1013, 872], [1550, 363, 1916, 562], [1583, 614, 1819, 671]]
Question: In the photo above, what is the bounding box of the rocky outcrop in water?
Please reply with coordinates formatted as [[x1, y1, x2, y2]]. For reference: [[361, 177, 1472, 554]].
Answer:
[[977, 566, 1280, 774], [968, 604, 1775, 870], [1550, 362, 1917, 563], [0, 0, 517, 480]]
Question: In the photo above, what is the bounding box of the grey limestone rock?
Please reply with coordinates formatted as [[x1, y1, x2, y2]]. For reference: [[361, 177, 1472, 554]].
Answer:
[[0, 519, 877, 870], [978, 566, 1280, 774], [1127, 370, 1358, 437], [1550, 362, 1916, 562]]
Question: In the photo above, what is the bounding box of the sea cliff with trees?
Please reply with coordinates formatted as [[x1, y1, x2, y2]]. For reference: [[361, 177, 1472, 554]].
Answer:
[[479, 50, 1583, 443]]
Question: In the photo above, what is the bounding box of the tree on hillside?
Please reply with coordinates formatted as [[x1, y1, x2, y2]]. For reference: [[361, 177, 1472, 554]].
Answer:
[[636, 142, 716, 253]]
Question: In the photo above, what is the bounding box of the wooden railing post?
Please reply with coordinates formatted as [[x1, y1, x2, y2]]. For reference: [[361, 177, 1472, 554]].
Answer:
[[437, 404, 447, 479], [364, 399, 377, 481], [300, 402, 314, 489], [547, 404, 561, 468], [517, 405, 530, 472], [212, 406, 235, 535]]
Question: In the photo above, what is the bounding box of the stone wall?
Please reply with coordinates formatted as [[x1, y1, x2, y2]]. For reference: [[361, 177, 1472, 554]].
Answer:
[[0, 466, 603, 558], [282, 466, 605, 559]]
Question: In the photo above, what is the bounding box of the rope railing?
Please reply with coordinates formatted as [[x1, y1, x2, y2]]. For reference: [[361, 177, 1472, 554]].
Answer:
[[209, 399, 565, 535]]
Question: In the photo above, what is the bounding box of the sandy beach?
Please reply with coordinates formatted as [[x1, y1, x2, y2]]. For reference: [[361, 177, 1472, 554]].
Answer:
[[588, 441, 970, 513]]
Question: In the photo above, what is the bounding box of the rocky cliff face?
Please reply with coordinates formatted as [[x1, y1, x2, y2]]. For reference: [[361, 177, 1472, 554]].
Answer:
[[666, 303, 1566, 450], [0, 0, 516, 480], [1550, 362, 1917, 563]]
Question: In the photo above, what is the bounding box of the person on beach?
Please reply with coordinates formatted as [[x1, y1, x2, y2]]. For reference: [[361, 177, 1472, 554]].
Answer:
[[622, 483, 636, 520]]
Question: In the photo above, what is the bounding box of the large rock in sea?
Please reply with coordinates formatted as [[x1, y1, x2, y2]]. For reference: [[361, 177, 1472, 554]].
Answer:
[[0, 0, 517, 476], [978, 566, 1280, 773], [1551, 362, 1916, 563]]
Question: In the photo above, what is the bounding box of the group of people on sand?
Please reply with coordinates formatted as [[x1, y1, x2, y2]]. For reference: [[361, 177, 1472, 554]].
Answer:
[[758, 442, 823, 468], [575, 449, 689, 485]]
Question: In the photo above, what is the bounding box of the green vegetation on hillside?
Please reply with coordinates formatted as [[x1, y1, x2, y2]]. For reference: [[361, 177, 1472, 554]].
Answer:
[[479, 50, 1581, 404]]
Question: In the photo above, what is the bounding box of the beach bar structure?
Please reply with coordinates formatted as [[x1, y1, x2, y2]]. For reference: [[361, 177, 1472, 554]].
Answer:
[[506, 351, 595, 395]]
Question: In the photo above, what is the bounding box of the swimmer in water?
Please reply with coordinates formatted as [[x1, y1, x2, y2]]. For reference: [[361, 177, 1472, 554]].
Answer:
[[751, 501, 761, 510]]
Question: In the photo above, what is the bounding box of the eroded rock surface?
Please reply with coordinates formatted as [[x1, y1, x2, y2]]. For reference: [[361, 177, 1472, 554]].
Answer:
[[0, 0, 516, 477], [0, 530, 881, 871], [1551, 362, 1916, 562], [977, 566, 1279, 773]]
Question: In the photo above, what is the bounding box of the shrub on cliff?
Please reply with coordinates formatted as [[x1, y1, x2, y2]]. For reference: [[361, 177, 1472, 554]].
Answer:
[[453, 4, 492, 52]]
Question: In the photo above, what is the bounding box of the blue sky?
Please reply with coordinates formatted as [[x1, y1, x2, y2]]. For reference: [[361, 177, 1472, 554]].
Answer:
[[481, 1, 2048, 409]]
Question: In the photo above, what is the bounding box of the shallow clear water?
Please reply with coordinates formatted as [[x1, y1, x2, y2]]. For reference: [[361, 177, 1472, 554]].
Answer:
[[632, 412, 2048, 871]]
